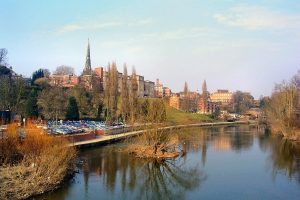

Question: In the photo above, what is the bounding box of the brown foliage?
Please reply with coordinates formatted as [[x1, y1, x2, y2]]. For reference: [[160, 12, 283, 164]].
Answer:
[[266, 71, 300, 138], [0, 122, 76, 199]]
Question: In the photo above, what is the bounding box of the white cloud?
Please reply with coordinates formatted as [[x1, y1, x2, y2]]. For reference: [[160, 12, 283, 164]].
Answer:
[[57, 21, 121, 34], [56, 19, 153, 34], [143, 27, 218, 40], [128, 18, 154, 26], [214, 5, 300, 30]]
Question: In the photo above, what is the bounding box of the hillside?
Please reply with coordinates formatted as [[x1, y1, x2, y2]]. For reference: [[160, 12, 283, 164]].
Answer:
[[166, 105, 213, 125]]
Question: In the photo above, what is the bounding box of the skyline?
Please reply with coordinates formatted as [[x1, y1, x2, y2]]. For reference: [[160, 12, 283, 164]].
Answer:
[[1, 0, 300, 98]]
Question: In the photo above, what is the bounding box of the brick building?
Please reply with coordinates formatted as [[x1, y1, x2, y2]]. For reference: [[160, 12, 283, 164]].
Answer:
[[198, 98, 218, 114], [169, 94, 182, 110], [154, 79, 163, 98], [49, 74, 79, 88], [163, 87, 172, 97], [144, 81, 155, 97]]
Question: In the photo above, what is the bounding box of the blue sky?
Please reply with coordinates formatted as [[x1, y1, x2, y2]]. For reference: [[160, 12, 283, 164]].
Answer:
[[1, 0, 300, 98]]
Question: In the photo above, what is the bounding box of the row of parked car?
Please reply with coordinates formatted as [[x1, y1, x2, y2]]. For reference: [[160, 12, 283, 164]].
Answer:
[[47, 120, 125, 135]]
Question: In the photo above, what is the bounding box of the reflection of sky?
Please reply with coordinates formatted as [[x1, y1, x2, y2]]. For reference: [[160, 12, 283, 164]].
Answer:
[[2, 1, 300, 98], [187, 137, 300, 199], [38, 127, 300, 199]]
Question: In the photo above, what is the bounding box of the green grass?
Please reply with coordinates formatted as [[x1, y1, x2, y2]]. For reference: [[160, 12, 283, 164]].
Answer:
[[166, 105, 213, 125]]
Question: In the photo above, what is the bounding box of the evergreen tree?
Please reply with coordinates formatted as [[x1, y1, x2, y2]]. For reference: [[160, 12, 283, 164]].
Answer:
[[25, 88, 39, 118], [65, 96, 79, 120], [31, 69, 44, 85], [96, 102, 103, 120]]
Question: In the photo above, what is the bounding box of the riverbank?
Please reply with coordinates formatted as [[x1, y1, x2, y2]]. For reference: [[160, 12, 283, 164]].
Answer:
[[0, 124, 76, 200], [70, 120, 256, 148]]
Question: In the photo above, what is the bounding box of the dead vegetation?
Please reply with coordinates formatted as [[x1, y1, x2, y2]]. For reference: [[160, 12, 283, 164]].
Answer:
[[124, 98, 182, 159], [0, 123, 76, 200], [126, 125, 181, 159], [265, 71, 300, 140]]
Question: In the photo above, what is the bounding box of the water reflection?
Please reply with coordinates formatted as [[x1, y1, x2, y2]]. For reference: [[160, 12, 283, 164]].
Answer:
[[38, 125, 300, 200], [258, 135, 300, 182], [133, 159, 205, 200], [78, 147, 205, 200]]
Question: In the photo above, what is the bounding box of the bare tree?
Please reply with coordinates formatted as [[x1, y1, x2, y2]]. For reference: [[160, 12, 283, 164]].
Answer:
[[266, 70, 300, 137], [53, 65, 75, 75], [129, 67, 139, 123], [0, 74, 27, 113], [232, 91, 254, 114], [41, 68, 51, 77], [121, 64, 130, 122], [104, 62, 119, 124], [37, 87, 67, 121]]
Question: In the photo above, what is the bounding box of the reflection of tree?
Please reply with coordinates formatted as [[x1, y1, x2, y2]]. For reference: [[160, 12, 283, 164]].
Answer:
[[79, 126, 259, 198], [180, 126, 255, 154], [227, 126, 254, 151], [134, 158, 206, 200], [258, 135, 300, 182], [79, 146, 205, 199]]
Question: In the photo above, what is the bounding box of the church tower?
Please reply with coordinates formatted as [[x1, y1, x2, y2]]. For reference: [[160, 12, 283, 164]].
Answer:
[[82, 39, 92, 75]]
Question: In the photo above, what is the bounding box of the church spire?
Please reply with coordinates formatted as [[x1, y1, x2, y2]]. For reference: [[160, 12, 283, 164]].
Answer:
[[202, 79, 207, 94], [83, 39, 92, 75]]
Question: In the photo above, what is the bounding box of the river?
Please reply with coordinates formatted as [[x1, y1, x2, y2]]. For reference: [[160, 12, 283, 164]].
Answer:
[[37, 125, 300, 200]]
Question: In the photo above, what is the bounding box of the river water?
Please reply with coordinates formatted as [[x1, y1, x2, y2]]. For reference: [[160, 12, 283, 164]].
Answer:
[[38, 125, 300, 200]]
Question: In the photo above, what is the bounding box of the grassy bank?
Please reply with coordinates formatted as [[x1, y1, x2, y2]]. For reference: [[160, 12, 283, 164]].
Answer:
[[166, 105, 213, 125]]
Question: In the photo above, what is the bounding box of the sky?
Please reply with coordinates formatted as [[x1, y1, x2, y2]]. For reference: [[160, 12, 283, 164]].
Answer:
[[1, 0, 300, 98]]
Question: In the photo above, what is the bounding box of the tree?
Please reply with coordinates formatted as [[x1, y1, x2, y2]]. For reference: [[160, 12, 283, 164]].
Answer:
[[0, 65, 11, 76], [104, 62, 119, 124], [65, 96, 79, 120], [13, 77, 27, 114], [25, 88, 39, 118], [182, 82, 190, 112], [0, 75, 13, 110], [148, 99, 166, 123], [129, 67, 139, 123], [0, 52, 27, 115], [232, 91, 254, 114], [259, 96, 270, 109], [121, 64, 130, 122], [41, 68, 51, 78], [34, 77, 50, 89], [0, 72, 27, 114], [53, 65, 75, 75], [67, 86, 92, 118], [266, 71, 300, 136], [31, 69, 44, 85], [37, 87, 67, 121], [96, 101, 104, 120], [140, 98, 150, 120], [212, 107, 221, 119]]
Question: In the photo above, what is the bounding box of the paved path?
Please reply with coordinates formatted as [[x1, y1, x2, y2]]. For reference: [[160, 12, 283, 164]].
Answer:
[[70, 121, 256, 148]]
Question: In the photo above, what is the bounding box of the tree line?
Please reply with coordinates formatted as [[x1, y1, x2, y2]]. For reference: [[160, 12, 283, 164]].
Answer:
[[0, 49, 166, 125], [264, 70, 300, 138]]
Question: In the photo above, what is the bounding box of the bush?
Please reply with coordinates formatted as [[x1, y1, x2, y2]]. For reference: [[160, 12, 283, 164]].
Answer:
[[0, 122, 76, 199]]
